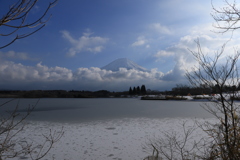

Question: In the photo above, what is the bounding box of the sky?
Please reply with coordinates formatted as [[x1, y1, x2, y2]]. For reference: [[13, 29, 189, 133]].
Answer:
[[1, 0, 240, 91]]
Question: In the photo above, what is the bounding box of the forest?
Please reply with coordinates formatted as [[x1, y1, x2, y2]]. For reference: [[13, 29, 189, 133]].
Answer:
[[1, 83, 239, 98]]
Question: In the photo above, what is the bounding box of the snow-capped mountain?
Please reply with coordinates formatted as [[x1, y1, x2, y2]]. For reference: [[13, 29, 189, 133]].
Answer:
[[101, 58, 148, 72]]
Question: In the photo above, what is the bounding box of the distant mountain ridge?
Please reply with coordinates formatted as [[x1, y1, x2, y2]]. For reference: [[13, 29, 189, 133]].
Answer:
[[101, 58, 148, 72]]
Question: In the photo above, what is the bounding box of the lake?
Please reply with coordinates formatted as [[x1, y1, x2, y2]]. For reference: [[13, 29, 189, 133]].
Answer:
[[0, 98, 216, 160], [0, 98, 213, 122]]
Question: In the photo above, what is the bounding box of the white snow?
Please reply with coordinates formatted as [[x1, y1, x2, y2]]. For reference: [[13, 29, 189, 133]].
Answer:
[[101, 58, 148, 72], [12, 117, 216, 160]]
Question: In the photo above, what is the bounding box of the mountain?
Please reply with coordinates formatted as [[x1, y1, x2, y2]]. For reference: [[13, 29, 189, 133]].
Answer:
[[101, 58, 148, 72]]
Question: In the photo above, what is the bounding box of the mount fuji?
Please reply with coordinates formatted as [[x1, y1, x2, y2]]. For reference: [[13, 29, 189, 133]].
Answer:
[[101, 58, 148, 72]]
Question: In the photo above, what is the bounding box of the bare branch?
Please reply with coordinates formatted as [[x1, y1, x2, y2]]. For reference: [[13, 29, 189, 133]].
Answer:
[[0, 99, 63, 159], [0, 0, 58, 49], [212, 0, 240, 33]]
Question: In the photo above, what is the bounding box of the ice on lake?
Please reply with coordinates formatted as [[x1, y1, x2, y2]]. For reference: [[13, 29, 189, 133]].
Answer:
[[0, 98, 217, 160], [15, 117, 216, 160]]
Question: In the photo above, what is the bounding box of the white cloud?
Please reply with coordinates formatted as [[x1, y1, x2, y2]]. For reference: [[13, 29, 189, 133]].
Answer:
[[153, 24, 240, 82], [0, 59, 179, 91], [36, 62, 73, 81], [132, 36, 147, 47], [75, 67, 164, 82], [0, 51, 36, 61], [4, 24, 239, 91], [155, 50, 174, 58], [61, 30, 108, 56], [150, 23, 172, 35], [0, 61, 73, 83], [87, 46, 104, 53]]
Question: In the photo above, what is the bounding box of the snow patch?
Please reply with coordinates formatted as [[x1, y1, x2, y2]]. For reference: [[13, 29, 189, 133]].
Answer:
[[101, 58, 148, 72]]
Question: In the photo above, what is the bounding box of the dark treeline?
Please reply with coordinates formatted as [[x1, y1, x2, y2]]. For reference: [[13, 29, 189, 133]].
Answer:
[[1, 83, 238, 98], [0, 90, 129, 98], [168, 84, 240, 96], [129, 85, 147, 95]]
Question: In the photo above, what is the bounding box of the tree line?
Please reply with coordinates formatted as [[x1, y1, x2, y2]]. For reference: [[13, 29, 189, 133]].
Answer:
[[169, 83, 240, 96], [128, 85, 147, 95]]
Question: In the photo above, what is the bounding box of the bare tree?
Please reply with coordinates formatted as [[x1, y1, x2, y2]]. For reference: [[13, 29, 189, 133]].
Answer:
[[144, 0, 240, 158], [0, 0, 58, 49], [186, 39, 240, 159], [0, 1, 62, 159], [143, 122, 202, 160], [212, 0, 240, 33], [145, 41, 240, 160], [0, 99, 63, 160]]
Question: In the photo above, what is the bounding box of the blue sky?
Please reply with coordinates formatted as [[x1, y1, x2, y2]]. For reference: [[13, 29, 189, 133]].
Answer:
[[0, 0, 238, 91]]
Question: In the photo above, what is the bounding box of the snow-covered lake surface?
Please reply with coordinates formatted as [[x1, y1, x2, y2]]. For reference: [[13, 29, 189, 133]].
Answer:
[[0, 98, 216, 160]]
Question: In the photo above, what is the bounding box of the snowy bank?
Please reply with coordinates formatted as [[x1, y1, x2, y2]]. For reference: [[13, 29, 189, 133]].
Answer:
[[13, 117, 217, 160]]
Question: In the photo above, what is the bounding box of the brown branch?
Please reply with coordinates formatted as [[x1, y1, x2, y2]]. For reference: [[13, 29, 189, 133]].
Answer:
[[0, 0, 58, 49]]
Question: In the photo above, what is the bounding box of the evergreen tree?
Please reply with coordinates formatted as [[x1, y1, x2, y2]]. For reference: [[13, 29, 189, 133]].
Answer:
[[137, 86, 141, 94], [141, 85, 147, 95], [133, 87, 136, 95], [129, 87, 133, 95]]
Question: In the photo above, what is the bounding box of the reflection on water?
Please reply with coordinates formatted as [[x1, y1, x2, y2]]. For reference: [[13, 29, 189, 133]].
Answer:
[[0, 98, 214, 122]]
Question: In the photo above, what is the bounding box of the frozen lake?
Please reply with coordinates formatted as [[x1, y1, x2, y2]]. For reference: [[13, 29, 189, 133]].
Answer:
[[0, 98, 216, 160], [0, 98, 214, 122]]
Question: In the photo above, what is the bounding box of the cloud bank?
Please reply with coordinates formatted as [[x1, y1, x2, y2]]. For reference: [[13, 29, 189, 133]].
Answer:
[[0, 58, 184, 91], [3, 24, 240, 91], [152, 24, 240, 81]]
